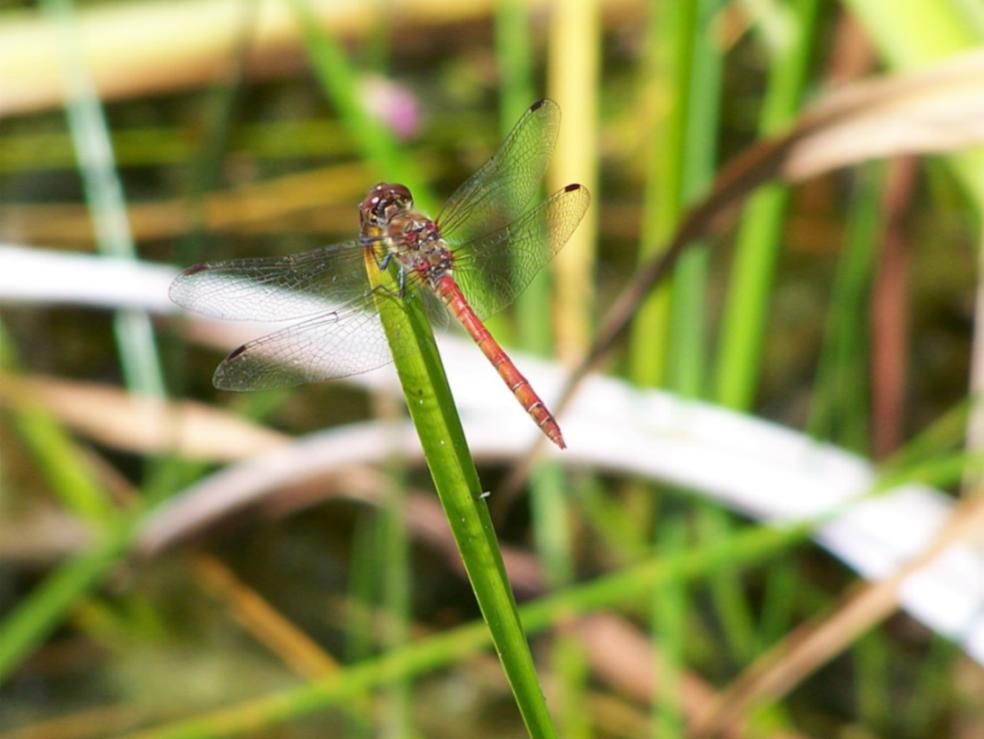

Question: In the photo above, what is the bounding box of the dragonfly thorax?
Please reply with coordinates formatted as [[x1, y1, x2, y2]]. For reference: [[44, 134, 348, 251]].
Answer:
[[381, 211, 453, 287]]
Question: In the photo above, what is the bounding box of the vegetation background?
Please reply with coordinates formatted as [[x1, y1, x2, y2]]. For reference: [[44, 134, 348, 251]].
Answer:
[[2, 0, 984, 736]]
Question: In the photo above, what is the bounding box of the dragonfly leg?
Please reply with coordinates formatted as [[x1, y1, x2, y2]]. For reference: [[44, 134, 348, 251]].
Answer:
[[369, 249, 408, 299], [376, 250, 393, 271], [363, 238, 394, 273]]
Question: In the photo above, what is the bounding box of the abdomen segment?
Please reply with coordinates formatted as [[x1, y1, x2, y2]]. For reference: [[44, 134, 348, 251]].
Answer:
[[436, 275, 566, 449]]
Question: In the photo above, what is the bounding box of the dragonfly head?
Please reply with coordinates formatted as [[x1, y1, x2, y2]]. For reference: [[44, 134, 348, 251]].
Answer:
[[360, 183, 414, 228]]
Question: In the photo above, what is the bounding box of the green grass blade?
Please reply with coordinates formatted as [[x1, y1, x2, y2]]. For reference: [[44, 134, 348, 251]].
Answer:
[[651, 517, 687, 736], [667, 0, 725, 398], [553, 636, 591, 739], [903, 636, 959, 734], [43, 0, 164, 397], [854, 631, 891, 730], [0, 519, 136, 684], [755, 560, 799, 649], [529, 464, 573, 587], [628, 0, 695, 387], [697, 503, 757, 659], [345, 513, 381, 737], [496, 0, 536, 140], [877, 397, 974, 477], [0, 325, 116, 521], [365, 256, 557, 738], [5, 399, 117, 522], [807, 163, 882, 449], [713, 0, 821, 410], [379, 462, 412, 736], [0, 321, 129, 682], [496, 0, 546, 353], [713, 183, 789, 408], [123, 522, 807, 739]]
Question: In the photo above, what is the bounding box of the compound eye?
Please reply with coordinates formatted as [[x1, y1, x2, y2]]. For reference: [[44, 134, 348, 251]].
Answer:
[[391, 184, 413, 208]]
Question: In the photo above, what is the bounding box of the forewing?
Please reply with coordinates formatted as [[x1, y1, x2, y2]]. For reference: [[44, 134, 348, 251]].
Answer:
[[212, 295, 394, 390], [437, 99, 560, 248], [169, 240, 369, 321], [452, 184, 590, 319]]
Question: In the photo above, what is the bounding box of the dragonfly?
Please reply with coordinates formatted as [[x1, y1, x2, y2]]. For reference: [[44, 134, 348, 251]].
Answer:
[[170, 99, 590, 449]]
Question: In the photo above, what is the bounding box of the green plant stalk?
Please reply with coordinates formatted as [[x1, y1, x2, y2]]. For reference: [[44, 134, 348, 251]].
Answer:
[[697, 503, 756, 659], [0, 517, 136, 684], [619, 0, 697, 669], [674, 0, 762, 666], [1, 321, 145, 683], [44, 0, 164, 397], [1, 323, 115, 520], [553, 636, 591, 739], [496, 0, 541, 352], [754, 560, 798, 650], [496, 0, 536, 157], [525, 464, 571, 588], [345, 514, 381, 738], [807, 163, 882, 449], [709, 0, 819, 663], [877, 397, 974, 477], [8, 403, 118, 521], [628, 0, 695, 387], [580, 480, 652, 563], [668, 245, 711, 395], [365, 254, 557, 738], [872, 448, 984, 494], [713, 0, 821, 411], [667, 0, 724, 398], [496, 0, 573, 591], [713, 184, 788, 408], [652, 518, 687, 736], [903, 636, 959, 733], [854, 631, 891, 730], [124, 521, 808, 739], [380, 457, 412, 737]]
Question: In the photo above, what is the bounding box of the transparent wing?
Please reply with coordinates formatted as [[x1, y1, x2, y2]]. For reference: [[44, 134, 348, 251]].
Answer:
[[452, 184, 590, 319], [212, 294, 393, 390], [437, 99, 560, 248], [169, 240, 370, 322], [417, 286, 451, 330]]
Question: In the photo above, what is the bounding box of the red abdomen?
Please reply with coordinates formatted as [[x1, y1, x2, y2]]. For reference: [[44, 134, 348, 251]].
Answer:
[[434, 274, 565, 449]]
